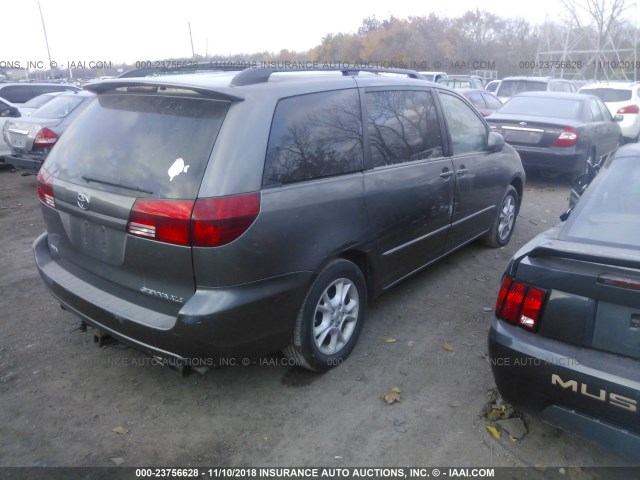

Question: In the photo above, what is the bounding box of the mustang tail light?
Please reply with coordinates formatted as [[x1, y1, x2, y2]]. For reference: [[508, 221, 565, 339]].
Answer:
[[495, 277, 548, 331]]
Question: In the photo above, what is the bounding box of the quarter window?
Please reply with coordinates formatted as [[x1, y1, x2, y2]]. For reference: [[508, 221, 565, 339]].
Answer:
[[589, 100, 604, 122], [365, 90, 443, 167], [263, 90, 363, 186], [439, 93, 488, 155]]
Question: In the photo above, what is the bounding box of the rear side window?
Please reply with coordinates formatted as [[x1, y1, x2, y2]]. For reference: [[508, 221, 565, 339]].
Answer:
[[0, 86, 35, 103], [44, 94, 229, 199], [0, 85, 74, 103], [582, 88, 632, 102], [366, 90, 443, 167], [263, 89, 363, 186]]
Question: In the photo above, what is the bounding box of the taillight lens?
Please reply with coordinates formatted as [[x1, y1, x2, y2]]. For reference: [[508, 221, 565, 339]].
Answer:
[[127, 192, 260, 247], [553, 127, 578, 147], [495, 277, 548, 331], [36, 167, 55, 208], [33, 128, 59, 147], [128, 199, 194, 246], [192, 192, 260, 247], [617, 104, 639, 114]]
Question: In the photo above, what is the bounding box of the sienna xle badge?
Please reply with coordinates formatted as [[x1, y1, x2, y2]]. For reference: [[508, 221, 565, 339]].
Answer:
[[33, 66, 525, 372]]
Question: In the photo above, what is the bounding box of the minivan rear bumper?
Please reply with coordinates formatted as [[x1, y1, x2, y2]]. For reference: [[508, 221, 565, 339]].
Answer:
[[489, 318, 640, 460], [33, 232, 311, 363]]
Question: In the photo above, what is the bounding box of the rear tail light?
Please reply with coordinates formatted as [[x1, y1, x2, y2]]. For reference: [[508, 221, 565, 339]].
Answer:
[[495, 277, 548, 331], [191, 193, 260, 247], [33, 128, 59, 147], [553, 127, 578, 147], [36, 168, 55, 208], [617, 104, 639, 114], [127, 192, 260, 247], [128, 199, 194, 246]]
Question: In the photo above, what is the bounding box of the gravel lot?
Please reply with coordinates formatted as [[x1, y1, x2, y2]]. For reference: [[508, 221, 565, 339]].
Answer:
[[1, 165, 638, 473]]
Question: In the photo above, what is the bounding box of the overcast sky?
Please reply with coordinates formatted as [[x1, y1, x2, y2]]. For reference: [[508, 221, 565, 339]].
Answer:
[[0, 0, 618, 66]]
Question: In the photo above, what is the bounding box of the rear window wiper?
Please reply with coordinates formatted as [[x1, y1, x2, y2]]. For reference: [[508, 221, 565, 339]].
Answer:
[[82, 175, 153, 194]]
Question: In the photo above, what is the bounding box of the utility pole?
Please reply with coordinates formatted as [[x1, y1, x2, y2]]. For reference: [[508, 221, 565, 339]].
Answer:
[[188, 22, 195, 57], [38, 1, 53, 78]]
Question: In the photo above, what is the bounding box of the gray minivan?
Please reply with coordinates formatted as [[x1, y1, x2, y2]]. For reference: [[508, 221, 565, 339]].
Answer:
[[33, 67, 525, 372]]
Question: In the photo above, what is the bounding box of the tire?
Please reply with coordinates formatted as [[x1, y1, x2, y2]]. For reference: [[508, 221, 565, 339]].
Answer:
[[283, 259, 367, 372], [483, 185, 518, 248], [571, 150, 594, 184]]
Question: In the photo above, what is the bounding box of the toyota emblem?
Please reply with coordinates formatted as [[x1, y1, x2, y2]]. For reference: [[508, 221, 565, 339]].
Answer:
[[77, 193, 90, 210]]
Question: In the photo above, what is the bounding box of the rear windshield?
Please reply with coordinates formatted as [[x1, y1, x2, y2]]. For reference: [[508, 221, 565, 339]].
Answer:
[[560, 155, 640, 249], [31, 94, 86, 119], [496, 96, 582, 120], [580, 88, 632, 102], [498, 80, 547, 98], [22, 93, 57, 109], [44, 93, 229, 199]]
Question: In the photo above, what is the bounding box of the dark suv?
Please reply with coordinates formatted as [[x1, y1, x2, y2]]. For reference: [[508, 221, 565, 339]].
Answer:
[[33, 66, 525, 372]]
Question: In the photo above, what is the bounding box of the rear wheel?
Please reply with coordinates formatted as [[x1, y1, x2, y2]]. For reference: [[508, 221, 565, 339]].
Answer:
[[571, 150, 595, 183], [283, 259, 366, 372], [483, 185, 518, 247]]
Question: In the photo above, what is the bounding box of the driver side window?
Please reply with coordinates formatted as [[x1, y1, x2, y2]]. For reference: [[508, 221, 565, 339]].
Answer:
[[439, 93, 487, 155]]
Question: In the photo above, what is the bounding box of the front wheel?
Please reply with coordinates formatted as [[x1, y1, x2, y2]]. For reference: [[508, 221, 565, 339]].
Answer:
[[483, 185, 518, 247], [283, 259, 367, 372]]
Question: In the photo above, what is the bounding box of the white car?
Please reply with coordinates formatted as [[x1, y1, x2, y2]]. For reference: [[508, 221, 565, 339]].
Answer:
[[0, 97, 21, 160], [579, 82, 640, 142]]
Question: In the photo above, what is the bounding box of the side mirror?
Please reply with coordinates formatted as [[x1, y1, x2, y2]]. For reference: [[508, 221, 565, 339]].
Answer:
[[0, 107, 20, 118], [614, 114, 624, 122], [487, 131, 505, 152]]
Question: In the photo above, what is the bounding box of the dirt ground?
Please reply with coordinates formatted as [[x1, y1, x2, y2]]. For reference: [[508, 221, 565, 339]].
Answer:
[[1, 164, 638, 472]]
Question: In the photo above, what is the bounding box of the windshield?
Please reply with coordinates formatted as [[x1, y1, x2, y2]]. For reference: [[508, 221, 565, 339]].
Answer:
[[498, 80, 547, 98], [44, 93, 230, 199], [580, 88, 632, 102], [560, 155, 640, 249], [31, 94, 87, 119], [496, 96, 582, 120], [22, 93, 58, 109]]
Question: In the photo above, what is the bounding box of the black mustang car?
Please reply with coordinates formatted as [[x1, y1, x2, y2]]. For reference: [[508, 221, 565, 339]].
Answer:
[[489, 143, 640, 460]]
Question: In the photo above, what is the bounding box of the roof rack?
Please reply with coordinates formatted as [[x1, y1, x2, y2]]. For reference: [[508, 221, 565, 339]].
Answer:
[[230, 65, 423, 86], [118, 61, 254, 78]]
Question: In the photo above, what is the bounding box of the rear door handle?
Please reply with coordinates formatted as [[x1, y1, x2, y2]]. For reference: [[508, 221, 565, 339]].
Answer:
[[457, 168, 468, 175], [440, 170, 454, 179]]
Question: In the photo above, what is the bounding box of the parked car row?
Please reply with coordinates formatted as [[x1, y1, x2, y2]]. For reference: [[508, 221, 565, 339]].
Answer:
[[0, 82, 84, 164], [6, 65, 638, 461]]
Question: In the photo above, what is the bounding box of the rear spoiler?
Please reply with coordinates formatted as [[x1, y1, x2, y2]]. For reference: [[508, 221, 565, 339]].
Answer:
[[83, 80, 244, 102], [509, 245, 640, 277]]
